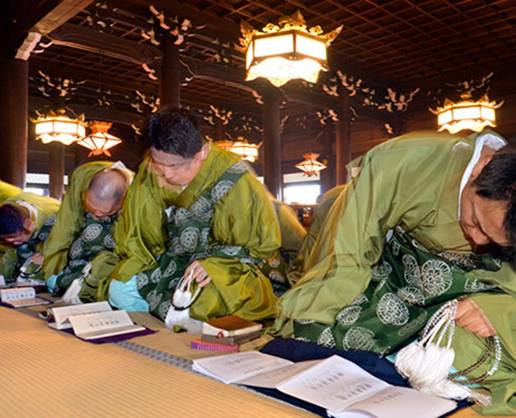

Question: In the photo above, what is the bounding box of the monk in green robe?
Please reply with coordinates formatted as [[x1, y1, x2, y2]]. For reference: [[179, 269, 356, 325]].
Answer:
[[43, 161, 133, 303], [109, 108, 284, 324], [274, 130, 516, 415], [0, 192, 59, 284], [0, 180, 21, 203]]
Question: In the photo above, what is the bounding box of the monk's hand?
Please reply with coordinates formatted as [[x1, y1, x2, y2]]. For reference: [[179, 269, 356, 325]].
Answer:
[[185, 260, 211, 288], [455, 299, 496, 338], [30, 253, 44, 266]]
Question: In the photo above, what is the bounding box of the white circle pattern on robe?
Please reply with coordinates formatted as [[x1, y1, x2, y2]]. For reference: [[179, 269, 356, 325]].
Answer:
[[136, 273, 149, 289], [103, 234, 115, 249], [163, 260, 177, 277], [397, 286, 426, 305], [268, 270, 286, 283], [391, 240, 401, 256], [351, 294, 369, 305], [220, 245, 242, 256], [150, 268, 162, 284], [158, 300, 172, 320], [147, 289, 161, 310], [420, 259, 452, 296], [82, 223, 103, 242], [402, 254, 421, 286], [295, 318, 315, 325], [464, 278, 498, 293], [69, 239, 83, 259], [371, 261, 392, 281], [211, 180, 234, 203], [336, 305, 362, 325], [294, 336, 311, 343], [376, 292, 409, 326], [227, 161, 248, 173], [179, 227, 200, 252], [317, 327, 336, 348], [174, 208, 190, 224], [44, 214, 56, 226], [37, 232, 49, 241], [200, 228, 210, 246], [342, 327, 376, 351], [190, 196, 211, 217]]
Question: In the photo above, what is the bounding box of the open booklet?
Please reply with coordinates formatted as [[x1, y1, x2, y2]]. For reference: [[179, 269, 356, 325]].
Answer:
[[193, 352, 456, 418], [0, 287, 51, 308], [46, 302, 147, 341]]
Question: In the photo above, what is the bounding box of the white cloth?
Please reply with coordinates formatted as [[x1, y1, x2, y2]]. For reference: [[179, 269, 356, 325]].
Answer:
[[457, 132, 506, 218]]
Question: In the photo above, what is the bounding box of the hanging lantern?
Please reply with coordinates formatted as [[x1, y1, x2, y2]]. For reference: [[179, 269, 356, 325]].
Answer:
[[295, 153, 327, 177], [214, 138, 260, 162], [214, 139, 234, 152], [230, 139, 260, 163], [77, 121, 122, 157], [431, 93, 503, 134], [33, 109, 86, 145], [240, 10, 342, 87]]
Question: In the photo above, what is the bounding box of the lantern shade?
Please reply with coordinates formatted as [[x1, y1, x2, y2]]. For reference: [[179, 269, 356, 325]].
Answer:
[[77, 121, 122, 157], [215, 138, 260, 162], [241, 11, 341, 87], [432, 94, 502, 134], [33, 111, 86, 145], [295, 153, 327, 177]]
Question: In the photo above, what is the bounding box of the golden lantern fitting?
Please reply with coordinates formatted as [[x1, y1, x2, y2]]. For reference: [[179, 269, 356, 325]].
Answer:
[[214, 137, 260, 163], [240, 10, 342, 87], [33, 109, 86, 145], [77, 121, 122, 157], [431, 93, 503, 134], [295, 153, 327, 177]]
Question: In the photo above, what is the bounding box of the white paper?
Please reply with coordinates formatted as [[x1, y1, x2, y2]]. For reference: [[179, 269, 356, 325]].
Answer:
[[68, 310, 144, 340], [345, 386, 456, 418], [192, 351, 293, 384], [237, 360, 321, 388], [48, 301, 112, 330], [277, 355, 389, 412], [0, 287, 50, 307]]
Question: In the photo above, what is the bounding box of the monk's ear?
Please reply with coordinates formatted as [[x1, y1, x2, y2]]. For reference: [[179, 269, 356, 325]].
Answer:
[[23, 218, 35, 233], [198, 143, 210, 161]]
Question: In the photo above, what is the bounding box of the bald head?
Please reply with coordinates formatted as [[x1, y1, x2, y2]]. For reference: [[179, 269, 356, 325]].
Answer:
[[84, 169, 130, 219]]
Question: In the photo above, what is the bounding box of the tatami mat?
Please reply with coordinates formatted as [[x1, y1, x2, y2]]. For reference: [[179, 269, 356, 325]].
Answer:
[[0, 307, 314, 418]]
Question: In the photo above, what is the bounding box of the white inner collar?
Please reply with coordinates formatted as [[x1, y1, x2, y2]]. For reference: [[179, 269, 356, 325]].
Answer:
[[457, 132, 506, 218]]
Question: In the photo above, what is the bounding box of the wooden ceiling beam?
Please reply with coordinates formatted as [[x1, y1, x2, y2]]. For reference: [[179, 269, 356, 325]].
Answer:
[[29, 95, 144, 126], [41, 23, 385, 121], [49, 22, 162, 65]]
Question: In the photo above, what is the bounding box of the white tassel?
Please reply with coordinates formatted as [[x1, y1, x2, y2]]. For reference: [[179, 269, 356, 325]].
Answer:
[[395, 300, 492, 406]]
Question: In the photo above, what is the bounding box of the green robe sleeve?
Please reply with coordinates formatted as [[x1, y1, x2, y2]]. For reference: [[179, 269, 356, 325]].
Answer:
[[192, 173, 282, 321], [0, 180, 21, 202]]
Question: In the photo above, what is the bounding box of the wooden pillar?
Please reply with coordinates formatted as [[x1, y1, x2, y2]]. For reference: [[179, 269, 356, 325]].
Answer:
[[335, 89, 351, 185], [160, 38, 180, 108], [48, 142, 65, 199], [262, 89, 282, 200], [320, 123, 336, 193], [0, 52, 28, 188]]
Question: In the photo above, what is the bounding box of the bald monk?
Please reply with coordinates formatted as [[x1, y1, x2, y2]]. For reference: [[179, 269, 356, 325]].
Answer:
[[0, 192, 59, 284], [44, 161, 133, 303]]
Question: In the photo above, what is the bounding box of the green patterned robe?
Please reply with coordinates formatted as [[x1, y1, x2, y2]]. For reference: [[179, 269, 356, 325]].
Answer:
[[112, 145, 283, 321], [274, 130, 516, 415], [0, 192, 59, 283], [43, 162, 127, 301]]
